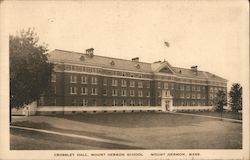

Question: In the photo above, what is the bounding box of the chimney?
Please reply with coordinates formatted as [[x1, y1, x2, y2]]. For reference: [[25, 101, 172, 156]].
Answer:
[[132, 57, 139, 62], [86, 48, 94, 58], [191, 65, 198, 75]]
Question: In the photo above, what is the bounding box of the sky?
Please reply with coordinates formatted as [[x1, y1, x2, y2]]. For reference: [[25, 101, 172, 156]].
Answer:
[[1, 0, 249, 87]]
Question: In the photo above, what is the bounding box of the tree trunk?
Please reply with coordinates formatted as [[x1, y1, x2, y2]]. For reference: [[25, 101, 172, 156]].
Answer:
[[10, 107, 12, 124]]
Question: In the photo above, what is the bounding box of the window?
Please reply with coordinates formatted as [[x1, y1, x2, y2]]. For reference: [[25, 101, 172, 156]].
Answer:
[[202, 86, 205, 90], [112, 89, 118, 96], [121, 80, 127, 87], [91, 77, 98, 84], [180, 85, 184, 91], [138, 90, 143, 97], [71, 98, 77, 106], [130, 100, 135, 106], [197, 94, 201, 99], [51, 74, 56, 82], [130, 81, 135, 87], [202, 94, 206, 99], [70, 86, 77, 94], [197, 86, 200, 91], [38, 97, 44, 106], [138, 100, 143, 106], [157, 91, 161, 97], [93, 99, 97, 106], [147, 100, 150, 106], [146, 82, 150, 88], [157, 82, 161, 89], [164, 82, 168, 89], [70, 75, 77, 83], [121, 89, 127, 96], [91, 88, 98, 95], [210, 87, 214, 92], [166, 90, 171, 97], [81, 87, 88, 95], [180, 93, 184, 98], [103, 89, 107, 96], [192, 101, 196, 106], [112, 79, 118, 86], [112, 99, 117, 106], [52, 98, 56, 106], [71, 65, 76, 71], [81, 99, 88, 106], [186, 85, 190, 91], [138, 81, 143, 88], [171, 83, 174, 90], [130, 90, 135, 96], [52, 86, 56, 94], [192, 94, 196, 99], [186, 93, 190, 99], [146, 91, 150, 97], [192, 86, 196, 91], [103, 78, 107, 86], [81, 76, 87, 84], [122, 100, 126, 106]]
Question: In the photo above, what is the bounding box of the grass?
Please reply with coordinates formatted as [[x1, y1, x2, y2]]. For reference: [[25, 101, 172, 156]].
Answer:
[[182, 111, 242, 120], [10, 112, 242, 150]]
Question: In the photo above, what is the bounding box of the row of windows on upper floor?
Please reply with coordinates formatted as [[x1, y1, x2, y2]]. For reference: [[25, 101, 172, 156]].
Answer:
[[51, 86, 208, 100], [69, 87, 151, 97], [39, 97, 150, 107], [59, 64, 227, 87], [51, 74, 226, 91]]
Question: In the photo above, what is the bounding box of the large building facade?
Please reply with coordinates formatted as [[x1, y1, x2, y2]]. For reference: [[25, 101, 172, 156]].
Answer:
[[36, 48, 227, 114]]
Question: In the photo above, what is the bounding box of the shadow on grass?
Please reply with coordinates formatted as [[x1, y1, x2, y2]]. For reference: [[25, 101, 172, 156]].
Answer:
[[11, 121, 131, 143], [10, 128, 142, 150], [50, 112, 216, 128]]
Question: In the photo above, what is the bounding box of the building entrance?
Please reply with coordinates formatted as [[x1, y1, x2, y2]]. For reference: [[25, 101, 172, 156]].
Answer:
[[161, 90, 173, 112]]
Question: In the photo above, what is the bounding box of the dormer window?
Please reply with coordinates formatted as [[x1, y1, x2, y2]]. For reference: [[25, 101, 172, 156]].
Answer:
[[110, 61, 115, 65], [80, 56, 85, 61], [136, 64, 140, 69]]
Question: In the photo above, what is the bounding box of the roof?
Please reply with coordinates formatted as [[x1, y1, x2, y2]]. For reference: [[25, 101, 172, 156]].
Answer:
[[48, 49, 152, 73], [48, 49, 227, 82]]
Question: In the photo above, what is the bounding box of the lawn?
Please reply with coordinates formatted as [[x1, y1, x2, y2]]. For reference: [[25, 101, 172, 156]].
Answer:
[[10, 112, 242, 150], [181, 111, 242, 120]]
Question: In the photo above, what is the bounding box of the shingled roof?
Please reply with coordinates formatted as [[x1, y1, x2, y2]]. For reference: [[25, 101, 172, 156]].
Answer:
[[48, 49, 227, 82]]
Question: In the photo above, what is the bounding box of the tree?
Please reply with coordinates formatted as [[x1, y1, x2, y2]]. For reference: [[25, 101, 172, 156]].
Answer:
[[213, 90, 227, 119], [229, 83, 242, 119], [10, 28, 53, 122]]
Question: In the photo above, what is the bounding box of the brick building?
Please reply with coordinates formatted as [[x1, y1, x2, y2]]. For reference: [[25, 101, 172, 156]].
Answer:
[[37, 48, 227, 114]]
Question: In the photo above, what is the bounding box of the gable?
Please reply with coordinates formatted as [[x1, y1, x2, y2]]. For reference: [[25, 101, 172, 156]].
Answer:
[[159, 67, 174, 74]]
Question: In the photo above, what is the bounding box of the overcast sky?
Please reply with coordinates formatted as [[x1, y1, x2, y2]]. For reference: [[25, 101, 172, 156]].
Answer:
[[2, 0, 248, 87]]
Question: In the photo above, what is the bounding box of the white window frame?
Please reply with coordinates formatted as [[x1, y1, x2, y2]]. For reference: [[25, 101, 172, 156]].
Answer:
[[112, 79, 118, 86], [130, 90, 135, 96], [138, 81, 143, 88], [121, 80, 127, 87], [157, 82, 161, 89], [121, 89, 127, 96], [81, 76, 87, 84], [130, 81, 135, 87], [91, 77, 98, 85], [51, 74, 56, 82], [91, 88, 98, 95], [103, 78, 107, 86], [81, 87, 88, 95], [70, 86, 77, 94], [138, 90, 143, 97], [112, 89, 118, 96], [81, 99, 88, 106], [70, 75, 77, 83]]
